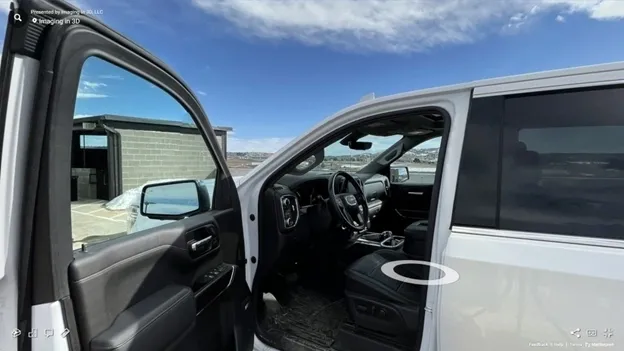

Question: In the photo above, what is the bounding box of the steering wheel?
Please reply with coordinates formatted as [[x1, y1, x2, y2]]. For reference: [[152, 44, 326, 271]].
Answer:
[[328, 171, 369, 231]]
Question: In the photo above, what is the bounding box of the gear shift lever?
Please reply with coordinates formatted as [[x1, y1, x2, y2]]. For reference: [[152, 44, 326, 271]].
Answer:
[[381, 230, 393, 240], [359, 230, 394, 243]]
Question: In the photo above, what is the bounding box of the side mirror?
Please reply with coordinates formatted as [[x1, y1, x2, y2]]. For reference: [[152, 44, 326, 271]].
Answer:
[[140, 180, 210, 220], [390, 166, 409, 183]]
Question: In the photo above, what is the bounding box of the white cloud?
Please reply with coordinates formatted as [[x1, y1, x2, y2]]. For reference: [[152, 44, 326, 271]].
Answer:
[[77, 93, 108, 98], [547, 0, 624, 20], [506, 12, 530, 29], [82, 81, 107, 89], [74, 114, 94, 118], [504, 5, 543, 30], [192, 0, 624, 53], [228, 137, 294, 153], [98, 74, 124, 80], [77, 80, 109, 99], [197, 90, 207, 96], [556, 14, 566, 22]]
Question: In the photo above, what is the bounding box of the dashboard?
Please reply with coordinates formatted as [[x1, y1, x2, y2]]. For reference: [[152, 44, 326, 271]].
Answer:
[[276, 172, 391, 225], [292, 178, 330, 207], [260, 171, 391, 272]]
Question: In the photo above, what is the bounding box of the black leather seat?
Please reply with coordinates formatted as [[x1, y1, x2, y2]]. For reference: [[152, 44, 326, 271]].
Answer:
[[345, 249, 421, 305], [403, 220, 428, 258], [344, 247, 425, 335]]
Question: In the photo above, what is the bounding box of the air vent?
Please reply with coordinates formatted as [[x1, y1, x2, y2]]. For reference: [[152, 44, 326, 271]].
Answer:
[[280, 195, 299, 230]]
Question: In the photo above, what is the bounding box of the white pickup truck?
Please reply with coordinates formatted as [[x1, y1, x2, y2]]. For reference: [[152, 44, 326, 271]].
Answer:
[[3, 0, 623, 348]]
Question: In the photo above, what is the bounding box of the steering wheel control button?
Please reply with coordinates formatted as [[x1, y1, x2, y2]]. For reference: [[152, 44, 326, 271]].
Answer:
[[344, 194, 357, 206]]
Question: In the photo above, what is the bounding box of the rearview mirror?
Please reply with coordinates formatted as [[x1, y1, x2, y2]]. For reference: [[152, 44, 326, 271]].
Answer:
[[140, 180, 210, 220], [390, 166, 409, 183], [348, 141, 373, 150]]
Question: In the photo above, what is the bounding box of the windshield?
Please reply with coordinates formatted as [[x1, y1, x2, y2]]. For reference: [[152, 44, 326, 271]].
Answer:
[[309, 135, 402, 173]]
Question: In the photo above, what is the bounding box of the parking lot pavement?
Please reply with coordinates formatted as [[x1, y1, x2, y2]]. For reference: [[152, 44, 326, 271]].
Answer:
[[71, 200, 128, 250]]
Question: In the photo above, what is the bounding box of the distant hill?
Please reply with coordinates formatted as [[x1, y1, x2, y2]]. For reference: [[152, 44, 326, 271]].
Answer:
[[227, 147, 440, 163], [228, 152, 273, 160], [324, 147, 439, 163]]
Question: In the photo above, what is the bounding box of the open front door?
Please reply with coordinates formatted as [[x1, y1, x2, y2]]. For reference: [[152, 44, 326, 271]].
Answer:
[[1, 1, 253, 350]]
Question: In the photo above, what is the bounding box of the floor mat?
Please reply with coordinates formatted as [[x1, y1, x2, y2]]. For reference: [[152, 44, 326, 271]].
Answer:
[[261, 287, 349, 350]]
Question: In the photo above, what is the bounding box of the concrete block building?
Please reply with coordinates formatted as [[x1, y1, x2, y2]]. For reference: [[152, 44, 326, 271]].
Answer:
[[71, 115, 231, 201]]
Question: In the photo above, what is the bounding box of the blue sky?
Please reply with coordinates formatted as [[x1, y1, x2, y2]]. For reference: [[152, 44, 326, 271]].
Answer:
[[1, 0, 624, 152]]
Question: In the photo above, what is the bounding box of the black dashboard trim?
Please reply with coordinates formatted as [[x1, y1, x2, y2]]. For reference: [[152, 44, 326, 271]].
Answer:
[[279, 194, 300, 230]]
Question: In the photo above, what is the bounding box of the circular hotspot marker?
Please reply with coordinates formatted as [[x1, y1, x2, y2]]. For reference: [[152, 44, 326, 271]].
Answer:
[[380, 260, 460, 286]]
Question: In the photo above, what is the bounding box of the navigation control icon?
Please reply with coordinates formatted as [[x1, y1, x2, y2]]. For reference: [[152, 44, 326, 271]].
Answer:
[[570, 328, 581, 338], [11, 329, 22, 338], [604, 328, 614, 338], [28, 329, 38, 338], [11, 9, 28, 28]]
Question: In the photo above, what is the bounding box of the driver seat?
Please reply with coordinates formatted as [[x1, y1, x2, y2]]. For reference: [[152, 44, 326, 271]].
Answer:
[[344, 248, 424, 336]]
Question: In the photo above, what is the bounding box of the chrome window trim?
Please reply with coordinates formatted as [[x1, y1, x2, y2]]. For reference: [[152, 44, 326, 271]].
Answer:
[[452, 225, 624, 249]]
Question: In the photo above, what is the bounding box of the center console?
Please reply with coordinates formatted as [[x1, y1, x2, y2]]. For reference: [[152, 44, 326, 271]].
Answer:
[[356, 230, 405, 249]]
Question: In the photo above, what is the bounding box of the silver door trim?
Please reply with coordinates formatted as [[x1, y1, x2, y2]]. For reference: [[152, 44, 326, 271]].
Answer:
[[452, 226, 624, 249]]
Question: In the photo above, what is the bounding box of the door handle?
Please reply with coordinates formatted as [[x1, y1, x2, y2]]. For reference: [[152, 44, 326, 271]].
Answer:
[[191, 236, 213, 252], [408, 191, 424, 195]]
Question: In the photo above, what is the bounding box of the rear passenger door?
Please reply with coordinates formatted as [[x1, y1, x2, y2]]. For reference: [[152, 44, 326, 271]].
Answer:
[[1, 1, 252, 350], [440, 81, 624, 350]]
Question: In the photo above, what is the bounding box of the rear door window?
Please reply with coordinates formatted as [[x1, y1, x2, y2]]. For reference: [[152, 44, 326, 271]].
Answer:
[[499, 86, 624, 240]]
